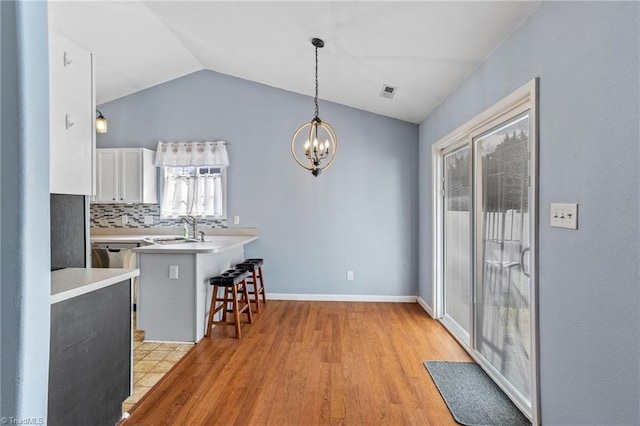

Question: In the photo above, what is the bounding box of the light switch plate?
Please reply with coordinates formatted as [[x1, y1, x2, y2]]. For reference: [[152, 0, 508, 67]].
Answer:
[[121, 214, 128, 225], [551, 203, 578, 229], [169, 265, 179, 280], [144, 215, 154, 225], [233, 216, 240, 225]]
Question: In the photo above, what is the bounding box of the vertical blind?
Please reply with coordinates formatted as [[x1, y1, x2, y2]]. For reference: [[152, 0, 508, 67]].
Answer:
[[154, 142, 228, 217]]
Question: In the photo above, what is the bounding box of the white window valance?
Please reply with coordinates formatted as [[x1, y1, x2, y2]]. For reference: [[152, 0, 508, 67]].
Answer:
[[154, 141, 229, 167]]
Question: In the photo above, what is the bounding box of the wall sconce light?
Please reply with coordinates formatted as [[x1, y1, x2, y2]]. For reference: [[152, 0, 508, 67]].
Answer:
[[96, 110, 108, 134], [291, 38, 337, 177]]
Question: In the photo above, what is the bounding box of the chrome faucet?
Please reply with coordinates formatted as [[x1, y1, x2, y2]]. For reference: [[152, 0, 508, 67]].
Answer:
[[180, 215, 198, 239]]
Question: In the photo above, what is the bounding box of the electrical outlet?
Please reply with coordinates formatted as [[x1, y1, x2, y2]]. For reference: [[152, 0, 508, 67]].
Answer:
[[347, 270, 354, 281], [233, 216, 240, 225], [550, 203, 578, 229], [169, 265, 179, 279], [121, 215, 128, 225], [144, 215, 154, 225]]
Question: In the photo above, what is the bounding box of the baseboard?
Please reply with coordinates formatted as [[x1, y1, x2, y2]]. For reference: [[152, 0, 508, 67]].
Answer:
[[266, 293, 418, 303], [416, 296, 434, 318]]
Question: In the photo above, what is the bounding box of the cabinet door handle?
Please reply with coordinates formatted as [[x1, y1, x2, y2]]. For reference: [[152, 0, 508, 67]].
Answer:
[[63, 52, 72, 67], [65, 114, 74, 129]]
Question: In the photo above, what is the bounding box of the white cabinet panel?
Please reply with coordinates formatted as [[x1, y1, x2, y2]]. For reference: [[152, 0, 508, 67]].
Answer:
[[120, 150, 143, 202], [49, 30, 94, 195], [94, 148, 157, 204], [96, 149, 118, 202]]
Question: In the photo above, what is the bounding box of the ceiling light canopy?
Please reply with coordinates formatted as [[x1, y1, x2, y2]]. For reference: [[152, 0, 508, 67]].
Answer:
[[291, 38, 337, 177]]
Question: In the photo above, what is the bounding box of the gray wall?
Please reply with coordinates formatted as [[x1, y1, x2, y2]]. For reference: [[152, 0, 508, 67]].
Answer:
[[97, 70, 419, 297], [0, 0, 50, 420], [418, 2, 639, 424]]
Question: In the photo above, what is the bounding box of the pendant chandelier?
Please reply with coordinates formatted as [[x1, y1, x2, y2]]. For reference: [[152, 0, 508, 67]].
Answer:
[[291, 38, 338, 177]]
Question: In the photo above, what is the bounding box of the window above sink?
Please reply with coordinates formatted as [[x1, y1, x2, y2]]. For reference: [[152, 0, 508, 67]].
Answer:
[[159, 166, 227, 219], [154, 141, 229, 220]]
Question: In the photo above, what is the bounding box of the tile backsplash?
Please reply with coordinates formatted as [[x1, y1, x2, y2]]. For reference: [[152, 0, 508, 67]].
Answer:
[[90, 203, 227, 229]]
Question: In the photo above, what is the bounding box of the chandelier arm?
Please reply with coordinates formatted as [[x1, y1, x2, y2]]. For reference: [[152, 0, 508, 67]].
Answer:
[[307, 121, 317, 166], [291, 122, 315, 171], [317, 121, 338, 170]]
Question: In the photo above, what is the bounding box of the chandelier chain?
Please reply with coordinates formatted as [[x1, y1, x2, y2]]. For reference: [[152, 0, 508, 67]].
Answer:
[[314, 45, 319, 119]]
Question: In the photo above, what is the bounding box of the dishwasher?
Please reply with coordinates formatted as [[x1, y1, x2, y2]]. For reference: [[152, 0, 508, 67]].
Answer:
[[91, 242, 143, 306]]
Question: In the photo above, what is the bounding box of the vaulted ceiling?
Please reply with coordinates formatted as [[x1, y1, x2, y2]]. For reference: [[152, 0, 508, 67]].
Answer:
[[48, 1, 541, 124]]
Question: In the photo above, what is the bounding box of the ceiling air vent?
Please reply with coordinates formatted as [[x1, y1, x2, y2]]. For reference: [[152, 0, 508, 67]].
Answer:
[[380, 84, 397, 99]]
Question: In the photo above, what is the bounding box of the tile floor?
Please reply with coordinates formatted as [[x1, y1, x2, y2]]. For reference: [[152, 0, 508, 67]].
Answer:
[[122, 323, 193, 414]]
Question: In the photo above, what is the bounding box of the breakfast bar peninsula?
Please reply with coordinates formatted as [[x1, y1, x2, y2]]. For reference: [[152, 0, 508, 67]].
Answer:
[[133, 235, 257, 343]]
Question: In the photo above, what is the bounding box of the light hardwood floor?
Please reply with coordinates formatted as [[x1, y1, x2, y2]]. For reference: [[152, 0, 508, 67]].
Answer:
[[123, 300, 472, 425]]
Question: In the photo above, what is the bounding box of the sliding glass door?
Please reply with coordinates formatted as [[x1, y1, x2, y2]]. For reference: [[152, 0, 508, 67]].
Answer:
[[474, 112, 532, 404], [434, 80, 537, 422]]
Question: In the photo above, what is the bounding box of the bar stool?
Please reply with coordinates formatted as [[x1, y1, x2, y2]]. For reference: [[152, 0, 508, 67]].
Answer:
[[235, 258, 267, 313], [206, 269, 253, 339]]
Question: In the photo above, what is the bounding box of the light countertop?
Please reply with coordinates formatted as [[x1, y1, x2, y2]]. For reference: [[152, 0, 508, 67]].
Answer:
[[90, 234, 160, 244], [90, 227, 257, 239], [90, 228, 257, 254], [51, 268, 139, 305], [132, 235, 257, 254]]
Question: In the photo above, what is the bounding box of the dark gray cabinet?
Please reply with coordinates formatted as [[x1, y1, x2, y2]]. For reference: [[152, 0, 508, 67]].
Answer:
[[48, 280, 131, 426]]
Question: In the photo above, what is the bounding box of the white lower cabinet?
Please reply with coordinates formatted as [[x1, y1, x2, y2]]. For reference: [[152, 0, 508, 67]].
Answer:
[[95, 148, 157, 203]]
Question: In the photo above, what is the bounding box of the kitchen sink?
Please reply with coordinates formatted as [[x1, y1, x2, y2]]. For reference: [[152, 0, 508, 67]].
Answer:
[[146, 236, 200, 245]]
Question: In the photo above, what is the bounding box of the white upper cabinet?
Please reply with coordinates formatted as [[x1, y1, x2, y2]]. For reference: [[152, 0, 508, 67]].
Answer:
[[120, 150, 143, 202], [49, 30, 95, 195], [95, 148, 157, 203], [95, 149, 118, 202]]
